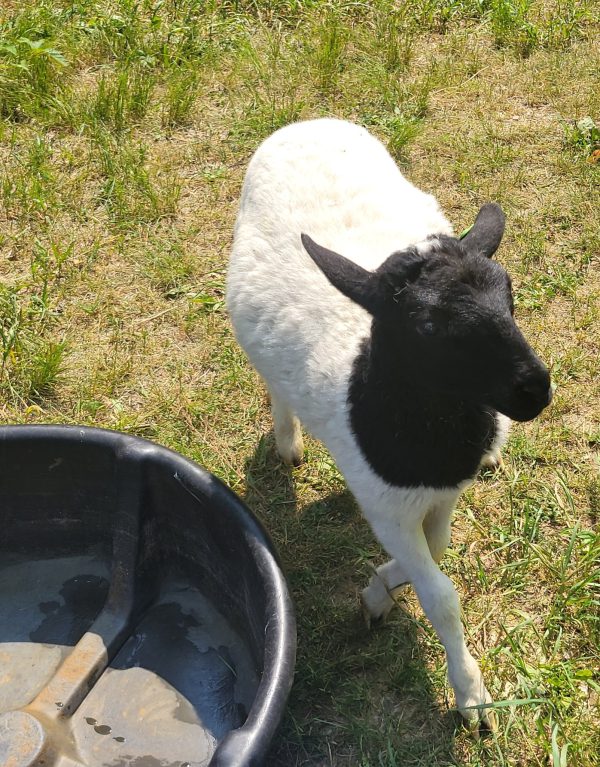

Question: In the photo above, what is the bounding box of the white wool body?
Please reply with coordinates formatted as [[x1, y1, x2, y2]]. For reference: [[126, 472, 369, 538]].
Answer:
[[227, 118, 456, 507]]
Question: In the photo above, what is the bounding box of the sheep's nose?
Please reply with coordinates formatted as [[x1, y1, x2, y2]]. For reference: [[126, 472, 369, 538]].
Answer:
[[517, 375, 553, 406]]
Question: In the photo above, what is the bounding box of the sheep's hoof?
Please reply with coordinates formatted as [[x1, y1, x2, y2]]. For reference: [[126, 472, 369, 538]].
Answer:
[[277, 437, 304, 467], [360, 590, 390, 629], [360, 599, 392, 630], [460, 688, 497, 739], [360, 597, 374, 630], [280, 450, 304, 467], [360, 583, 406, 629], [480, 450, 504, 471], [483, 708, 498, 734], [465, 707, 497, 739]]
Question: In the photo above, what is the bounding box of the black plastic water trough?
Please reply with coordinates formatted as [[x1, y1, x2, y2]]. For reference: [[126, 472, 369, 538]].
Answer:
[[0, 425, 296, 767]]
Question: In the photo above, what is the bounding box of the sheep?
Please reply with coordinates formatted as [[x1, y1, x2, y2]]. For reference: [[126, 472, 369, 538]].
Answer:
[[226, 118, 552, 733]]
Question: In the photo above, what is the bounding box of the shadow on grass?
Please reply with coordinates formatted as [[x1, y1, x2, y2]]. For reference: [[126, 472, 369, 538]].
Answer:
[[244, 433, 460, 767]]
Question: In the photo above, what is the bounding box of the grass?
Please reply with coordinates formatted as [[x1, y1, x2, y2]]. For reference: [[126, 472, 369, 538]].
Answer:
[[0, 0, 599, 765]]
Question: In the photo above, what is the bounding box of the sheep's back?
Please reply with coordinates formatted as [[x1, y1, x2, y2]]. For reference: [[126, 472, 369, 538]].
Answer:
[[226, 118, 451, 443]]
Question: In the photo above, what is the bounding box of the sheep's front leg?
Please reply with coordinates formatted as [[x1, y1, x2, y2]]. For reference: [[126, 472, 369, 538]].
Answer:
[[361, 497, 455, 624], [369, 516, 496, 733], [481, 413, 511, 470]]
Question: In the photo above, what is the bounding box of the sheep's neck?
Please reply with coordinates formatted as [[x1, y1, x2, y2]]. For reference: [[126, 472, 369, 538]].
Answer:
[[347, 335, 497, 488]]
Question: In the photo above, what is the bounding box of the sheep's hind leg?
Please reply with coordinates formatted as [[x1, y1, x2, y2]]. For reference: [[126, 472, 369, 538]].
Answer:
[[270, 392, 304, 466]]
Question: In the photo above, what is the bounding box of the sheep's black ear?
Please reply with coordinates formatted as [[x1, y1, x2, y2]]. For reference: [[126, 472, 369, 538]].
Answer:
[[460, 203, 506, 258], [301, 233, 380, 315]]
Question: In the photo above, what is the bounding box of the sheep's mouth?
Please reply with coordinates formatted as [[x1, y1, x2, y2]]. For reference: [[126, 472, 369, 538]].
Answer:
[[496, 385, 553, 422]]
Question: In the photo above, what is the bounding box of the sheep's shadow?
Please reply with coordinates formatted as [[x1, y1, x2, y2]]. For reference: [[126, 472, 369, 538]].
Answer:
[[243, 433, 460, 766]]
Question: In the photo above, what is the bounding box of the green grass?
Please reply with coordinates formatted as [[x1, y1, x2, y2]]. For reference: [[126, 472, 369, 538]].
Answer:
[[0, 1, 599, 765]]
